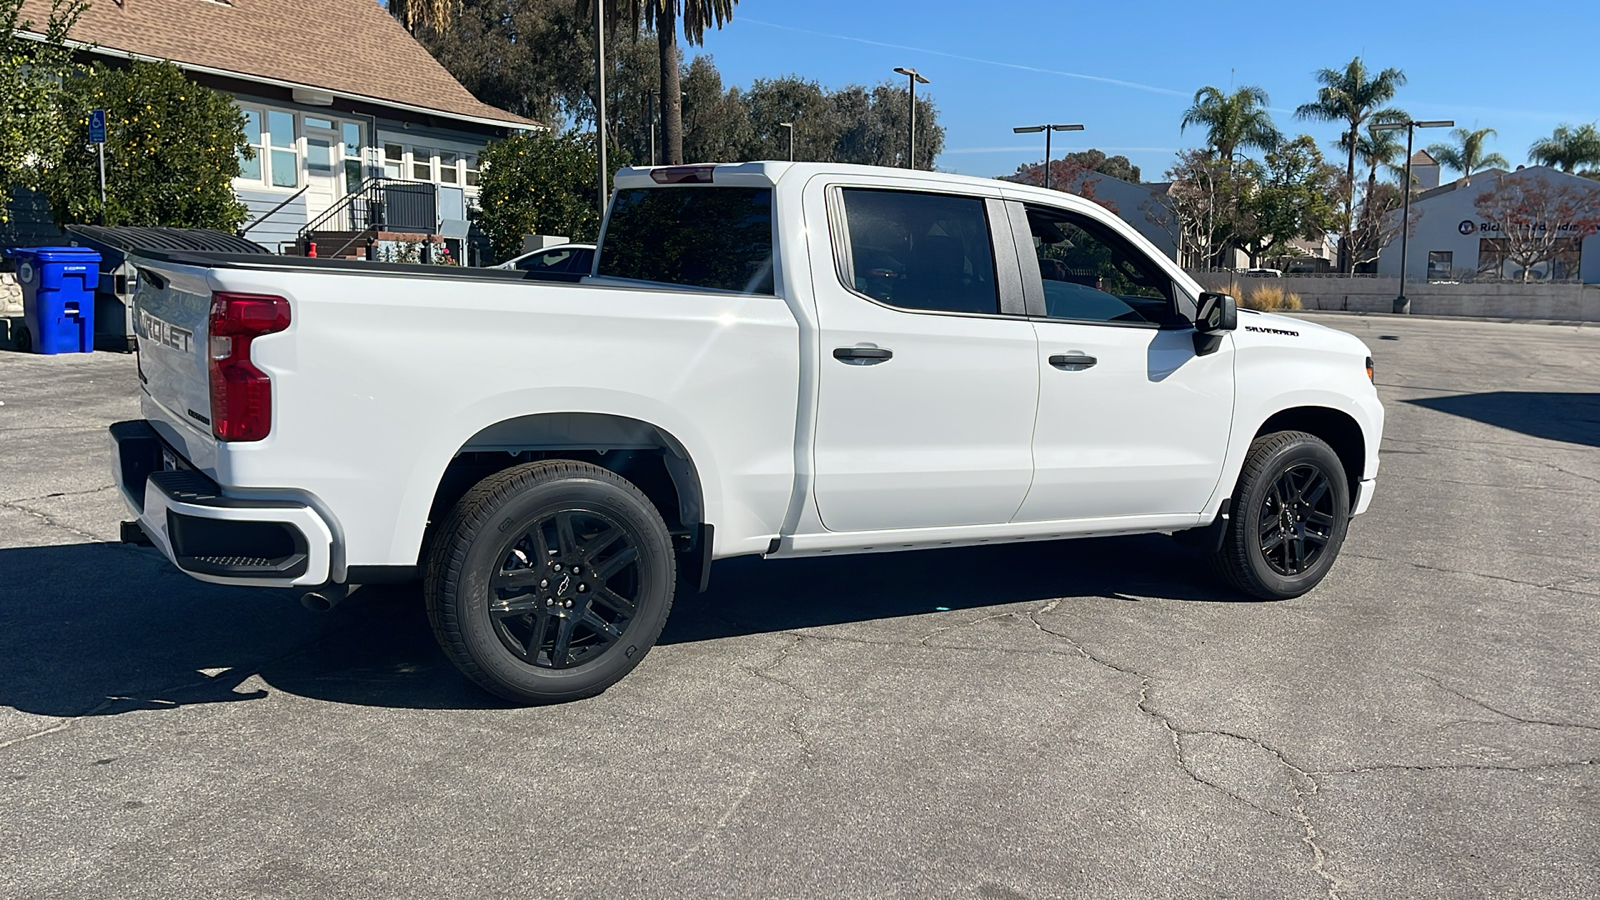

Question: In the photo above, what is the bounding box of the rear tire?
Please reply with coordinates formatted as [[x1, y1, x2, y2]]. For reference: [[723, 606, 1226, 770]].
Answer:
[[1211, 431, 1350, 600], [424, 460, 675, 704]]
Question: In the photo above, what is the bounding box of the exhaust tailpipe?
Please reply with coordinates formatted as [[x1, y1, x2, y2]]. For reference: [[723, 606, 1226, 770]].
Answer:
[[299, 584, 348, 612]]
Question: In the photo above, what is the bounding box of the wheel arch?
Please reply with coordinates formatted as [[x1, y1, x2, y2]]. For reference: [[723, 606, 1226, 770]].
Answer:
[[1254, 406, 1365, 504], [425, 412, 706, 556]]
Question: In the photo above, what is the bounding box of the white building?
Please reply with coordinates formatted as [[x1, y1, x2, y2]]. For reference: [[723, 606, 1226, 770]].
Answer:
[[1377, 166, 1600, 284]]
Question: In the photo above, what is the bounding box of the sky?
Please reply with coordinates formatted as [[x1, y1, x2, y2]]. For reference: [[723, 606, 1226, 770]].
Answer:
[[684, 0, 1600, 182]]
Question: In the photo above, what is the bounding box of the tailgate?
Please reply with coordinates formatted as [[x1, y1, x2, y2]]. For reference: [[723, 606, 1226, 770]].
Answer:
[[131, 259, 216, 445]]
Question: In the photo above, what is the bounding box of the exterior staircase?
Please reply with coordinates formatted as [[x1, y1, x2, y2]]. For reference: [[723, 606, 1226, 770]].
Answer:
[[296, 177, 440, 260]]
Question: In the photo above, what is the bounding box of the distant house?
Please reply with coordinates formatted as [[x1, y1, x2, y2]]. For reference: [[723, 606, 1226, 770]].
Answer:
[[1058, 172, 1181, 261], [9, 0, 534, 260], [1377, 165, 1600, 284]]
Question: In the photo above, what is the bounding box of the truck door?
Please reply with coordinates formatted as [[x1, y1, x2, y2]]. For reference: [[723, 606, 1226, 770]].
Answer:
[[809, 184, 1038, 533], [1008, 201, 1234, 522]]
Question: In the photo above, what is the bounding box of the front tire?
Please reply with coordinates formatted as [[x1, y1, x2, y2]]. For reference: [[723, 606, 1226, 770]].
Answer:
[[1212, 431, 1350, 600], [424, 460, 676, 704]]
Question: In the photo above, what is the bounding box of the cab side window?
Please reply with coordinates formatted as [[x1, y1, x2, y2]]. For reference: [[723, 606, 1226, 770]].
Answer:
[[1026, 206, 1173, 325], [838, 188, 999, 315]]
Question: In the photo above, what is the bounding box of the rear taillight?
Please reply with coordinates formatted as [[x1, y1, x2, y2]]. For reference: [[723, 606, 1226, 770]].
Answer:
[[208, 292, 290, 442]]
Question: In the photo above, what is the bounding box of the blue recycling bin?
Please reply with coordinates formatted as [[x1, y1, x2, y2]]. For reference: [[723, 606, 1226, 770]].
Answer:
[[9, 246, 100, 354]]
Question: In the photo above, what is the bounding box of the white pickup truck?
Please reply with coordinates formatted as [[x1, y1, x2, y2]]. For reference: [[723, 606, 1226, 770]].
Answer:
[[113, 162, 1383, 703]]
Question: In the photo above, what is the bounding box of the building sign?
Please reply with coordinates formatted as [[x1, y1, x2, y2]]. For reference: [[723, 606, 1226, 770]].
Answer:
[[1458, 220, 1476, 235]]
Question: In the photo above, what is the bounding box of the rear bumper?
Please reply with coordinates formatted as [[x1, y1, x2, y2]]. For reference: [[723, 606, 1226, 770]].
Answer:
[[110, 420, 334, 587]]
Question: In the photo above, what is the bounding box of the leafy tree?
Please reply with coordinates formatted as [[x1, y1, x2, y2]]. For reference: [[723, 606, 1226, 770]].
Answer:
[[1158, 149, 1253, 269], [416, 0, 591, 125], [1236, 135, 1342, 266], [1426, 127, 1508, 182], [1295, 57, 1407, 272], [37, 60, 249, 229], [388, 0, 462, 34], [581, 0, 739, 166], [1, 0, 84, 224], [1180, 85, 1280, 166], [1527, 123, 1600, 173], [476, 129, 605, 260], [831, 81, 943, 169], [741, 76, 840, 162], [680, 54, 749, 162], [1009, 149, 1141, 191]]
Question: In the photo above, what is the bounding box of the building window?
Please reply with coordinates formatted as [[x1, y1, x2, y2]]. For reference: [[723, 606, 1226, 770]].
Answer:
[[239, 109, 262, 181], [267, 110, 297, 188], [383, 143, 404, 179], [412, 148, 433, 181], [438, 150, 459, 185], [342, 122, 364, 192], [1426, 251, 1453, 282], [465, 154, 480, 187]]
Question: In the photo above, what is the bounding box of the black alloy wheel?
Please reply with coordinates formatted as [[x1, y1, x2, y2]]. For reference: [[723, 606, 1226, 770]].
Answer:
[[488, 509, 642, 670], [1212, 431, 1351, 600], [425, 460, 675, 704], [1256, 464, 1337, 576]]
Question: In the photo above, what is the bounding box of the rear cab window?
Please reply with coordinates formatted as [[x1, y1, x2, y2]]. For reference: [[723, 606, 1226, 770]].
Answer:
[[596, 186, 775, 294], [835, 188, 1000, 315]]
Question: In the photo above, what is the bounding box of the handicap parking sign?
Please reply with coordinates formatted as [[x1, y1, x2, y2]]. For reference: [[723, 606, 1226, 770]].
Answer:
[[89, 109, 106, 144]]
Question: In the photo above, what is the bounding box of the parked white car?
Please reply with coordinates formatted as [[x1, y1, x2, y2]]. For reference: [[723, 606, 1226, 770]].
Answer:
[[491, 242, 595, 276], [114, 162, 1383, 703]]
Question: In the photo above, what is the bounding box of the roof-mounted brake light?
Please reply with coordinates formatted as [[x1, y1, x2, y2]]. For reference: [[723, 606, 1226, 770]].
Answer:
[[649, 165, 716, 184]]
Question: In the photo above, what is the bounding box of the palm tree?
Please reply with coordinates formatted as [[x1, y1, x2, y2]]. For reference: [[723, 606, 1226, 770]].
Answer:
[[582, 0, 739, 166], [1180, 85, 1281, 167], [387, 0, 459, 34], [1425, 127, 1508, 184], [1528, 123, 1600, 173], [1295, 57, 1407, 272]]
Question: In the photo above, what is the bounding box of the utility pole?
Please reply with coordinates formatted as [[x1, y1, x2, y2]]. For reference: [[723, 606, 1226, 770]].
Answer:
[[893, 67, 929, 169], [1373, 118, 1452, 313], [1012, 123, 1084, 191], [646, 89, 657, 166], [594, 0, 608, 220]]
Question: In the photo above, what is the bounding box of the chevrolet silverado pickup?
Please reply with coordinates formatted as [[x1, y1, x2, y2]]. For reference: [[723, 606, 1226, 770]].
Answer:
[[112, 162, 1383, 703]]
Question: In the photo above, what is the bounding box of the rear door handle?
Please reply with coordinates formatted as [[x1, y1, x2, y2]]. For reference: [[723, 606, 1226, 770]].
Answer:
[[833, 347, 893, 364], [1049, 354, 1097, 370]]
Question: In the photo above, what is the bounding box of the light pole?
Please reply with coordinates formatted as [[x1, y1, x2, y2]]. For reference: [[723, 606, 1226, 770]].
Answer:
[[1012, 123, 1084, 191], [892, 67, 929, 169], [1373, 118, 1452, 313], [779, 122, 794, 161], [646, 89, 657, 166], [593, 0, 607, 219]]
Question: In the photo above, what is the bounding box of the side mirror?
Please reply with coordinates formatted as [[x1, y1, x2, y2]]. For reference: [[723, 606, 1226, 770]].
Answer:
[[1193, 291, 1237, 356]]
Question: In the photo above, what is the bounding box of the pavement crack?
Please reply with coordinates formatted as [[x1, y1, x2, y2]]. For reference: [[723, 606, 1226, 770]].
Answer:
[[1323, 759, 1598, 776], [1417, 673, 1600, 733], [0, 721, 74, 751], [1344, 552, 1600, 597], [1025, 605, 1346, 898], [6, 483, 116, 504], [0, 497, 112, 542], [747, 634, 817, 765]]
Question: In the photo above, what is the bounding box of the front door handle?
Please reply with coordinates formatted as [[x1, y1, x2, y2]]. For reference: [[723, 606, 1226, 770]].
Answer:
[[833, 346, 893, 364], [1048, 354, 1097, 370]]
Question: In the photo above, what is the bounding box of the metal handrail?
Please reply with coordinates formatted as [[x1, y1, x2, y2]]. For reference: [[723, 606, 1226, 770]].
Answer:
[[299, 176, 437, 241], [239, 184, 311, 236]]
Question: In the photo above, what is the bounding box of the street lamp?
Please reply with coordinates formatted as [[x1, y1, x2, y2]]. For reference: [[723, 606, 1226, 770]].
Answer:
[[593, 0, 607, 219], [893, 67, 929, 169], [1372, 118, 1452, 313], [779, 122, 794, 161], [1012, 123, 1085, 191]]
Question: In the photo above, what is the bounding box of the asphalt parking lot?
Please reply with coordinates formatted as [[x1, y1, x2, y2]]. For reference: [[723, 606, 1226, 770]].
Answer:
[[1, 310, 1596, 899]]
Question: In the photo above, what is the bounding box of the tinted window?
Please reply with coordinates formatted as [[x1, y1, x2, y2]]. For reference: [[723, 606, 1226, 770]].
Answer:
[[838, 189, 998, 315], [1026, 206, 1172, 325], [516, 249, 574, 272], [598, 187, 774, 293]]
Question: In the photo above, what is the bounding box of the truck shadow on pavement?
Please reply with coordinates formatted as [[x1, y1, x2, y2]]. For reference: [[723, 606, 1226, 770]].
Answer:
[[0, 534, 1235, 716], [1407, 391, 1600, 448]]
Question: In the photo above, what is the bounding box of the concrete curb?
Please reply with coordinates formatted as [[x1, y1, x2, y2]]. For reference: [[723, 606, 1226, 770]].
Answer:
[[1283, 309, 1600, 328]]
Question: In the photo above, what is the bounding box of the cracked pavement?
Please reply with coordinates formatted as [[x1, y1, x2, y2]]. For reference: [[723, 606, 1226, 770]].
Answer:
[[1, 312, 1597, 898]]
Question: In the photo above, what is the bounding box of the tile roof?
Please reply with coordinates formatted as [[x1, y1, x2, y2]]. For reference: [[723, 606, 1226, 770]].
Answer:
[[16, 0, 535, 129]]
